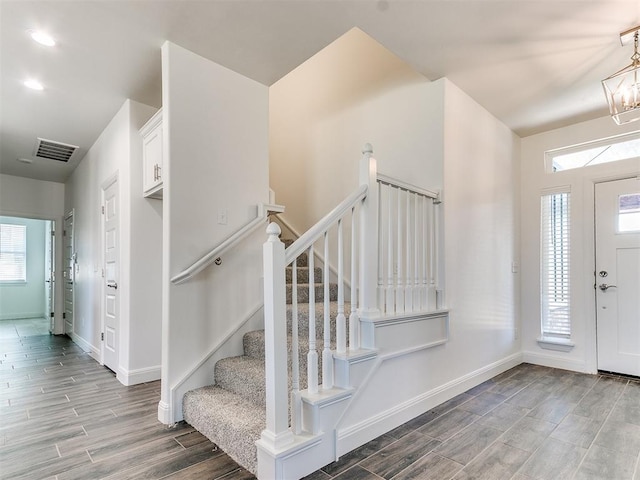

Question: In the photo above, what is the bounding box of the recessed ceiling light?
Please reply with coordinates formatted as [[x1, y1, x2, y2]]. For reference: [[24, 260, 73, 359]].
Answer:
[[29, 30, 55, 47], [24, 79, 44, 90]]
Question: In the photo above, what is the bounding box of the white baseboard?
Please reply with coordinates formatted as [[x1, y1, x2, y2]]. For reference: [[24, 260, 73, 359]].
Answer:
[[0, 313, 46, 321], [117, 365, 161, 386], [158, 400, 172, 425], [522, 350, 591, 374], [336, 352, 523, 456], [70, 332, 100, 360]]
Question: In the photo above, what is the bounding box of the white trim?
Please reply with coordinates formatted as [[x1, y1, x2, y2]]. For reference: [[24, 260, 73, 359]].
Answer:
[[157, 400, 172, 424], [336, 352, 523, 456], [536, 336, 575, 352], [523, 349, 592, 373], [70, 331, 100, 360], [117, 365, 161, 386], [0, 312, 45, 320]]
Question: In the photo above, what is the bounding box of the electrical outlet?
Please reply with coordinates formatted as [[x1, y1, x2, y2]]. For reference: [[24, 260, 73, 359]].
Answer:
[[217, 209, 228, 225]]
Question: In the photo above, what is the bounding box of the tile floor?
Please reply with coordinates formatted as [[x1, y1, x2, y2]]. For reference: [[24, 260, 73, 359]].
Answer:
[[0, 317, 50, 339], [2, 319, 640, 479]]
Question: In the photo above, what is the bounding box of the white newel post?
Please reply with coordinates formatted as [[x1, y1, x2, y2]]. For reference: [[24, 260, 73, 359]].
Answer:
[[359, 144, 380, 332], [261, 223, 294, 450]]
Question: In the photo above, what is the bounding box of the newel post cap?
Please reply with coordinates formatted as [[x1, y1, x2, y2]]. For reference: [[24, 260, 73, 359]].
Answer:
[[362, 143, 373, 155], [266, 222, 281, 242]]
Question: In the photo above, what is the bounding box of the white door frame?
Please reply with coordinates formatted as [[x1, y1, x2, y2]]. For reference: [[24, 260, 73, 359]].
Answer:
[[101, 173, 119, 368], [63, 209, 75, 337], [583, 170, 640, 374], [594, 175, 640, 374]]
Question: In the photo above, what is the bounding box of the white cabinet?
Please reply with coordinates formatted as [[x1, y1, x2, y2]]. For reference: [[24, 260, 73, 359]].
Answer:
[[140, 109, 163, 199]]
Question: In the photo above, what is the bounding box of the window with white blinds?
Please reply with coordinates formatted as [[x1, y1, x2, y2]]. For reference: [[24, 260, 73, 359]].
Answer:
[[540, 191, 571, 338], [0, 223, 27, 282]]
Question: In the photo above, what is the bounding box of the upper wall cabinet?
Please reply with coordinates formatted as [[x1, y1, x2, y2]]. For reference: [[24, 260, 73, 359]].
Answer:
[[140, 109, 163, 199]]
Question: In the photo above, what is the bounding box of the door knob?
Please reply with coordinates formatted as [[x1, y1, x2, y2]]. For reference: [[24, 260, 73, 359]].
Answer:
[[599, 283, 617, 292], [107, 282, 118, 290]]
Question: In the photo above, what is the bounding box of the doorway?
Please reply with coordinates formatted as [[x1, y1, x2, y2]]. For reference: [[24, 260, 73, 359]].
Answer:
[[0, 216, 53, 331], [595, 177, 640, 376]]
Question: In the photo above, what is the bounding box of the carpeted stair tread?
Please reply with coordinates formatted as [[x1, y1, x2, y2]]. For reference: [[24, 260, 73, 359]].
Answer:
[[183, 385, 264, 474], [215, 355, 266, 406], [286, 266, 323, 284], [286, 282, 338, 304]]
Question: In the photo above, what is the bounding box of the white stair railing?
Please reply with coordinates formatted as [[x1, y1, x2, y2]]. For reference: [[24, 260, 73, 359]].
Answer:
[[260, 144, 442, 450], [261, 145, 375, 447], [376, 174, 441, 314]]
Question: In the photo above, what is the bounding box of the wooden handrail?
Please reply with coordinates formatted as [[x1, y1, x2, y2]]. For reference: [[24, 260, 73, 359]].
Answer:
[[171, 203, 284, 285]]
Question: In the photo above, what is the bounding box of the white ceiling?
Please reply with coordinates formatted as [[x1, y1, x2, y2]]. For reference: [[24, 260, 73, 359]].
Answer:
[[1, 0, 639, 183]]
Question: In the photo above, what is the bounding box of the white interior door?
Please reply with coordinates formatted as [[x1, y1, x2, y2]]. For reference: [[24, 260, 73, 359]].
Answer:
[[44, 220, 55, 332], [103, 180, 119, 372], [63, 212, 74, 336], [596, 177, 640, 376]]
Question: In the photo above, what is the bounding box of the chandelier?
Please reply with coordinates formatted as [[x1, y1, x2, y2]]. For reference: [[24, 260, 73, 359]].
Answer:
[[602, 26, 640, 125]]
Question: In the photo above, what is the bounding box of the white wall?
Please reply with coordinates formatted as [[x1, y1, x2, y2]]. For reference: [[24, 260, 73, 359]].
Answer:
[[0, 174, 65, 331], [268, 27, 521, 447], [65, 99, 161, 384], [520, 116, 640, 373], [0, 216, 47, 320], [160, 42, 269, 423], [270, 28, 440, 235]]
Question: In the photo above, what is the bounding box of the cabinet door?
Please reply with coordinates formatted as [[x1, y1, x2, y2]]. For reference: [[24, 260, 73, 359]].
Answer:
[[142, 123, 163, 197]]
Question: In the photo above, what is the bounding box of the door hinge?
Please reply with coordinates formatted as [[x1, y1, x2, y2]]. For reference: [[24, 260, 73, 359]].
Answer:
[[63, 230, 67, 237], [51, 230, 55, 236], [50, 312, 54, 318], [63, 312, 66, 319], [101, 206, 105, 215], [101, 332, 104, 341]]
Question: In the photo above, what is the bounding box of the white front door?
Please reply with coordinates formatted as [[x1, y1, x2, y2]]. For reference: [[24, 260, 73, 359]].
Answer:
[[103, 179, 119, 372], [596, 177, 640, 376], [63, 212, 74, 336]]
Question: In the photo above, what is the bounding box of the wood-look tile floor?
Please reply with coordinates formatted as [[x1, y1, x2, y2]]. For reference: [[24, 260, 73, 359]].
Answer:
[[3, 320, 640, 480], [0, 321, 254, 480]]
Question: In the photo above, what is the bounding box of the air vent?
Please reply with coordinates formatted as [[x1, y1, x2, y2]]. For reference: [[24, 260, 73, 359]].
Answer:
[[34, 138, 79, 162]]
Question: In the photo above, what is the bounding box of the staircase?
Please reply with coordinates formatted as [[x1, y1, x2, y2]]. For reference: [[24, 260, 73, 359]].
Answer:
[[183, 242, 344, 475]]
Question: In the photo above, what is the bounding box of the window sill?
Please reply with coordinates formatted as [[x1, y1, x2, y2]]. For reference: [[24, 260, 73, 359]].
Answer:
[[537, 336, 575, 352], [0, 281, 27, 286]]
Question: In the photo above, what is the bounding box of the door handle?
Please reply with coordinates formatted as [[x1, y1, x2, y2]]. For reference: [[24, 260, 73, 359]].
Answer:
[[107, 282, 118, 290], [599, 283, 617, 292]]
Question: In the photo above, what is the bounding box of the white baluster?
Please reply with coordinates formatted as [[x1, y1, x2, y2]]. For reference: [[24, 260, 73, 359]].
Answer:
[[421, 195, 428, 309], [349, 205, 359, 351], [322, 233, 333, 389], [405, 190, 413, 312], [428, 198, 437, 309], [396, 188, 405, 314], [307, 246, 318, 394], [261, 223, 294, 449], [414, 194, 421, 311], [290, 258, 301, 434], [386, 184, 395, 314], [377, 182, 385, 313], [336, 219, 346, 355]]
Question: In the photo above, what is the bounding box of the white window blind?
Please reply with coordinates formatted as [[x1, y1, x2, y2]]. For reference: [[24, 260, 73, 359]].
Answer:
[[540, 192, 570, 338], [0, 223, 27, 282]]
